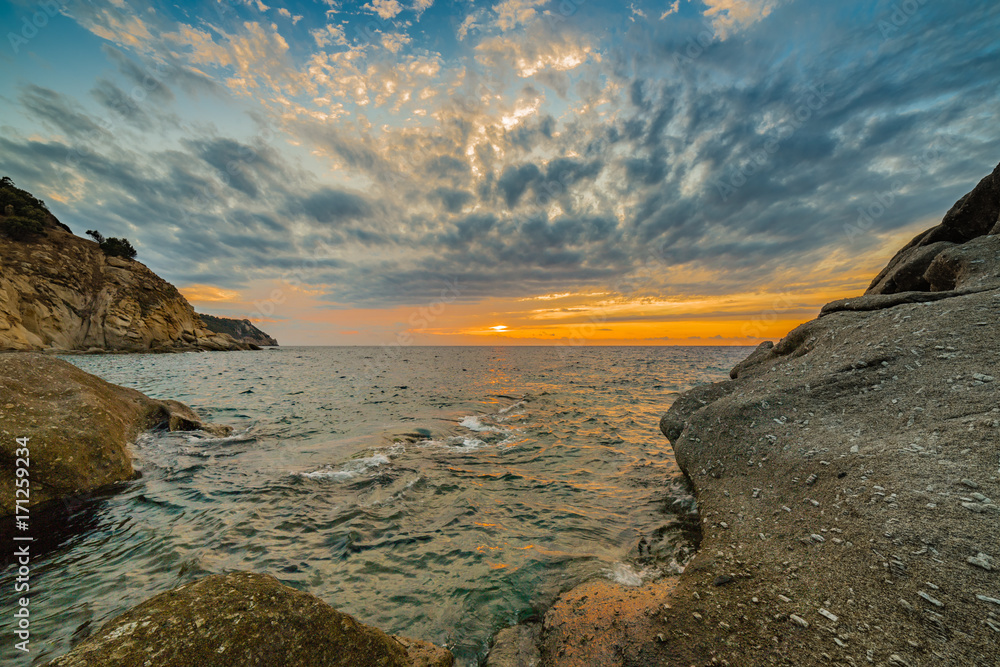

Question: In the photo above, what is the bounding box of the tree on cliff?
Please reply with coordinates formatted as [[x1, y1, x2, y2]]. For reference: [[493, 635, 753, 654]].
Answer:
[[0, 176, 49, 240], [86, 229, 138, 260]]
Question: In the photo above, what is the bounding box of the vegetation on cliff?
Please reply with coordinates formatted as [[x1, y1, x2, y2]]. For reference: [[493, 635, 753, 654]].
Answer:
[[0, 176, 60, 240], [86, 229, 138, 260], [198, 313, 279, 346], [0, 180, 251, 352]]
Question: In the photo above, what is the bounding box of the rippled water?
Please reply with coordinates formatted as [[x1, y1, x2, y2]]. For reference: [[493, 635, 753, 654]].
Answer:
[[0, 345, 750, 665]]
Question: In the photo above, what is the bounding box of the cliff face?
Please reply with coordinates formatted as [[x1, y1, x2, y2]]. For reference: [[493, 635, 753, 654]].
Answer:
[[199, 313, 279, 346], [0, 217, 249, 352]]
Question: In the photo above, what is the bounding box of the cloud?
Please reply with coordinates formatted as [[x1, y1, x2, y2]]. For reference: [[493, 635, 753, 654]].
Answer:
[[295, 187, 373, 223], [701, 0, 782, 39], [381, 31, 412, 53], [492, 0, 548, 31], [180, 285, 243, 303], [412, 0, 434, 16], [2, 0, 997, 318], [363, 0, 404, 20], [661, 1, 681, 19]]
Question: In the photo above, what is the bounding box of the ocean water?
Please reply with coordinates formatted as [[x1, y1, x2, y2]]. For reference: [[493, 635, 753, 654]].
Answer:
[[0, 345, 750, 665]]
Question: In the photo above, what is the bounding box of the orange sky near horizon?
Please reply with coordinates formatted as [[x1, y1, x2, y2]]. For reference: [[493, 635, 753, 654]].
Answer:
[[181, 221, 923, 346]]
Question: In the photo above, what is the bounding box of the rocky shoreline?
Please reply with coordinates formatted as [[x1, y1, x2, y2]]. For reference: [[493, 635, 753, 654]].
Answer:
[[0, 353, 233, 516], [4, 163, 997, 666], [0, 352, 454, 666], [639, 163, 1000, 667], [486, 162, 1000, 666], [0, 181, 264, 353]]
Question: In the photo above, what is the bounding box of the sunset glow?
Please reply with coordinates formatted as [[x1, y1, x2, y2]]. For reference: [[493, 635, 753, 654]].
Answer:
[[1, 1, 996, 345]]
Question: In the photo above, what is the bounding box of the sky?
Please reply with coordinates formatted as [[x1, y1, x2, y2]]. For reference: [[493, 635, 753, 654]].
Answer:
[[1, 0, 998, 346]]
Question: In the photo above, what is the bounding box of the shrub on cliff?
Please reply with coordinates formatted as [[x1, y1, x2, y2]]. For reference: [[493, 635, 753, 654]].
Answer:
[[86, 229, 138, 260], [0, 176, 50, 240]]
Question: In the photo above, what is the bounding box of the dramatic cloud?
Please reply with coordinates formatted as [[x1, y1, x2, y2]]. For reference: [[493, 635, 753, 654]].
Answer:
[[0, 0, 997, 344]]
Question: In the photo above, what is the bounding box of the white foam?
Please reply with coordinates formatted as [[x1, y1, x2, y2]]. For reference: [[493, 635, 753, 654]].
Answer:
[[296, 453, 390, 480], [418, 436, 487, 451], [602, 562, 661, 587], [498, 400, 525, 415], [460, 416, 504, 433]]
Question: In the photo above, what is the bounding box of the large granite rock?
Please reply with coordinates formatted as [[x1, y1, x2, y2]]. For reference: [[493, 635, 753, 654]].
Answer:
[[0, 203, 248, 352], [867, 160, 1000, 295], [640, 164, 1000, 665], [0, 353, 231, 516], [48, 572, 453, 667]]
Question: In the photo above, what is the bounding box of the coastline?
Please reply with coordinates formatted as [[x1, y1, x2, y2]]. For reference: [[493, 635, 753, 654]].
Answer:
[[646, 288, 999, 666], [487, 162, 1000, 666]]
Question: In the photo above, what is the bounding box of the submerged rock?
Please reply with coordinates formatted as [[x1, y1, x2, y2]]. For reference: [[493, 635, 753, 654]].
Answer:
[[0, 353, 231, 516], [47, 572, 453, 667], [486, 623, 541, 667]]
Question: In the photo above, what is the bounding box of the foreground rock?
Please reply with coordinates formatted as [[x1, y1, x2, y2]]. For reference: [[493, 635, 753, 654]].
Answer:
[[0, 353, 231, 516], [48, 572, 453, 667], [643, 164, 1000, 665], [199, 313, 279, 347], [0, 181, 250, 352]]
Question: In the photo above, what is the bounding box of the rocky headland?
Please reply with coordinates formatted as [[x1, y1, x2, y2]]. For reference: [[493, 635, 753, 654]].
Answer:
[[0, 179, 252, 353], [199, 313, 279, 347], [487, 162, 1000, 666]]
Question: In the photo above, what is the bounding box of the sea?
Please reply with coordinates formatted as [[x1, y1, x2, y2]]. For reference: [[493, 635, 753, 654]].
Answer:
[[0, 345, 751, 665]]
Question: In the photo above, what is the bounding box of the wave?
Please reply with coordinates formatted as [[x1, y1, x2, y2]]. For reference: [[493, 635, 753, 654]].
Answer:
[[601, 561, 662, 587], [295, 452, 391, 480]]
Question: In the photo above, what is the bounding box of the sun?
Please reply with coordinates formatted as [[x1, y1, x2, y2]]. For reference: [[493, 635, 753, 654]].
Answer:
[[489, 325, 508, 331]]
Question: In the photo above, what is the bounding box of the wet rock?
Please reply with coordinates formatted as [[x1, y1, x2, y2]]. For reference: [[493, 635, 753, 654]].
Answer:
[[0, 354, 231, 516], [47, 572, 452, 667], [486, 623, 541, 667]]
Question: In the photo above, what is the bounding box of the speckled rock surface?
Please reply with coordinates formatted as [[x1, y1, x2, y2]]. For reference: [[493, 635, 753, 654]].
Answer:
[[638, 164, 1000, 666], [47, 572, 453, 667], [0, 353, 231, 516]]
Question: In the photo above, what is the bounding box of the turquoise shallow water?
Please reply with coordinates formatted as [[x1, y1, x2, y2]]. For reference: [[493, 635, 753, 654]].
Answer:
[[0, 345, 749, 665]]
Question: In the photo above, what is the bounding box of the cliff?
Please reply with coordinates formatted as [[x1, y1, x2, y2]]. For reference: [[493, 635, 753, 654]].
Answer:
[[199, 313, 279, 346], [0, 185, 249, 352]]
